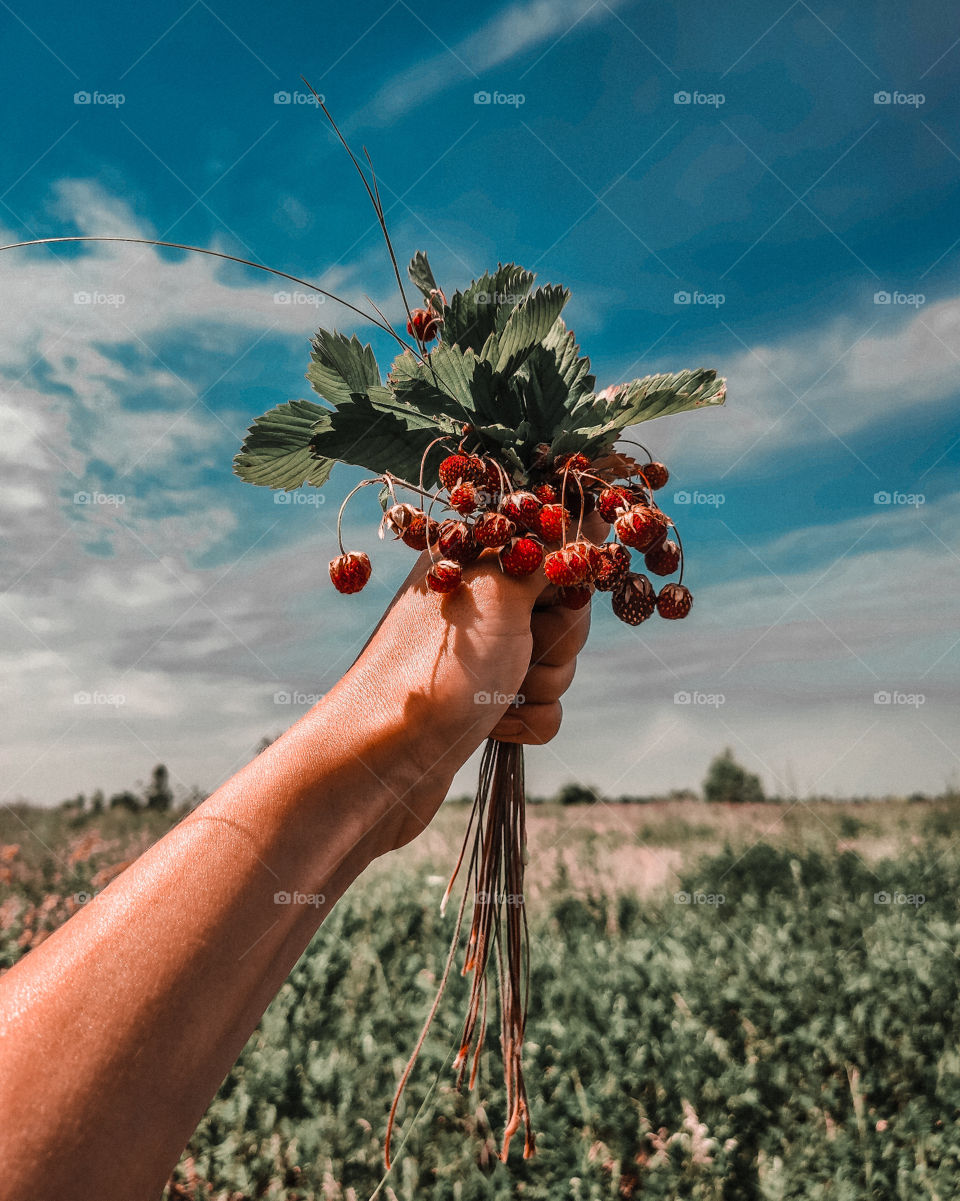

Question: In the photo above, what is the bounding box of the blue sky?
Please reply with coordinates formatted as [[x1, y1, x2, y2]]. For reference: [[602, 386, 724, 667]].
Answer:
[[1, 0, 958, 808]]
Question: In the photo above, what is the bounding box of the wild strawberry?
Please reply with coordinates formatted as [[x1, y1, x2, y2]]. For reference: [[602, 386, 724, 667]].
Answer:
[[597, 486, 633, 523], [329, 551, 372, 594], [500, 535, 544, 577], [615, 504, 669, 552], [439, 454, 486, 490], [537, 503, 571, 543], [383, 502, 420, 537], [593, 542, 631, 592], [449, 482, 479, 515], [645, 538, 680, 576], [532, 483, 558, 505], [474, 511, 515, 548], [500, 491, 542, 532], [401, 512, 439, 551], [438, 519, 480, 564], [611, 573, 657, 625], [407, 307, 442, 344], [483, 459, 505, 497], [558, 583, 593, 610], [657, 582, 692, 619], [426, 558, 462, 593], [555, 451, 591, 474], [639, 461, 669, 490], [544, 543, 592, 587]]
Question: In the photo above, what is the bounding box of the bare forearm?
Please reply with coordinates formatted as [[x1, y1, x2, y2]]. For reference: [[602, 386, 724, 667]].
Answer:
[[0, 686, 432, 1201]]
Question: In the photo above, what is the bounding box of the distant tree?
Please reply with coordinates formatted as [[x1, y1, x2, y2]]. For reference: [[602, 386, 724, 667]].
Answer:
[[90, 789, 105, 815], [60, 793, 85, 812], [144, 764, 173, 813], [109, 790, 141, 813], [554, 782, 599, 805], [703, 749, 765, 804]]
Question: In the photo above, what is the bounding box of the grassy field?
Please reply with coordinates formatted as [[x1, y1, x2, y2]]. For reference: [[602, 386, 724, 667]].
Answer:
[[2, 794, 959, 1199]]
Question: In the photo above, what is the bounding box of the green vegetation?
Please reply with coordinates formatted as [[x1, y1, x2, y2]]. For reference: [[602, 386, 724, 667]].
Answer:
[[2, 795, 960, 1198]]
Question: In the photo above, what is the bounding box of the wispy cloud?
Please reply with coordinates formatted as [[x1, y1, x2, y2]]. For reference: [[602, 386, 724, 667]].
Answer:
[[350, 0, 629, 127]]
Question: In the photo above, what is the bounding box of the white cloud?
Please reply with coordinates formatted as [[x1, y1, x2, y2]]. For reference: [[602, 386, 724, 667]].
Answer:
[[351, 0, 629, 127], [628, 292, 960, 479]]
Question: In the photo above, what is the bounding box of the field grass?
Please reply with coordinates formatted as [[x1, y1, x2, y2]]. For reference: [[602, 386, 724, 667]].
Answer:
[[2, 794, 960, 1199]]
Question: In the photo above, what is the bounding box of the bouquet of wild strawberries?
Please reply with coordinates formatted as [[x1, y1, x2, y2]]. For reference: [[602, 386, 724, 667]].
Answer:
[[1, 87, 725, 1171]]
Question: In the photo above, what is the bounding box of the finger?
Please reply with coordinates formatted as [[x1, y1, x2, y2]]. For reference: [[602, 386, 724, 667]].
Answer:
[[530, 602, 591, 666], [490, 700, 563, 745], [512, 659, 577, 706]]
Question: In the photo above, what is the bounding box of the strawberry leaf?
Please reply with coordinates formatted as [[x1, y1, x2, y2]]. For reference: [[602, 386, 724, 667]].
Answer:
[[307, 329, 381, 405], [443, 263, 536, 352], [407, 250, 439, 301], [233, 400, 335, 490], [485, 285, 569, 378]]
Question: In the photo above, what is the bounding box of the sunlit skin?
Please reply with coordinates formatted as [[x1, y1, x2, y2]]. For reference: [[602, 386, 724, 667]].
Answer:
[[0, 539, 595, 1201]]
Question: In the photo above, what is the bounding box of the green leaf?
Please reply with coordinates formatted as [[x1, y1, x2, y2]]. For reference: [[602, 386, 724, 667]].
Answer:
[[442, 263, 536, 353], [553, 369, 727, 456], [306, 329, 381, 405], [407, 250, 438, 300], [233, 400, 335, 490], [307, 388, 460, 485], [486, 284, 570, 377]]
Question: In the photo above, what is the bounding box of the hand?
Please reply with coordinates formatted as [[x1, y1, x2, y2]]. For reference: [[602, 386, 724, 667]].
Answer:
[[332, 514, 605, 854]]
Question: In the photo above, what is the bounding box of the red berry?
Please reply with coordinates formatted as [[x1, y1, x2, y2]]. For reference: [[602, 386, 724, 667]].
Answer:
[[544, 543, 592, 587], [538, 503, 571, 543], [499, 535, 544, 577], [401, 513, 439, 551], [639, 461, 669, 490], [615, 504, 669, 552], [555, 451, 591, 474], [448, 482, 478, 515], [597, 486, 633, 523], [500, 491, 542, 532], [593, 542, 631, 592], [383, 502, 420, 537], [483, 459, 506, 497], [474, 511, 515, 548], [532, 483, 558, 504], [438, 519, 480, 564], [645, 538, 680, 577], [611, 573, 657, 625], [439, 454, 486, 490], [656, 582, 692, 619], [558, 583, 593, 610], [426, 558, 462, 593], [329, 550, 372, 594], [406, 307, 442, 344]]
